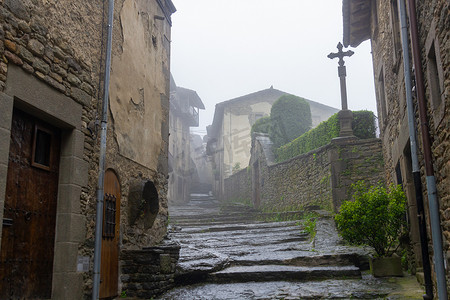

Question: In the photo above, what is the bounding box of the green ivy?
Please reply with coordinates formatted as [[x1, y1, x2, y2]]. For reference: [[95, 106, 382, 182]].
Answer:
[[251, 116, 271, 135], [275, 110, 376, 162], [269, 94, 312, 148], [334, 181, 407, 257]]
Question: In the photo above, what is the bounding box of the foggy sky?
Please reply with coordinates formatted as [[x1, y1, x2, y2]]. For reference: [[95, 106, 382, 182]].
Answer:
[[170, 0, 377, 135]]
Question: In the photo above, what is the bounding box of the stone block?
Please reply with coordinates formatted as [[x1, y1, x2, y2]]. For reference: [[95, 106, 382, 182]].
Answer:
[[4, 0, 31, 22], [57, 184, 82, 214], [0, 128, 11, 165], [71, 87, 91, 106], [51, 272, 83, 300], [17, 45, 34, 63], [4, 50, 23, 65], [53, 242, 78, 272], [32, 57, 50, 74], [27, 39, 44, 56], [55, 213, 86, 243], [59, 156, 89, 187], [60, 129, 85, 158], [0, 93, 13, 130], [160, 254, 172, 274]]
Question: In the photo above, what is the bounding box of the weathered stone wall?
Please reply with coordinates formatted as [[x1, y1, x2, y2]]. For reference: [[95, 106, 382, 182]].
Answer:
[[224, 167, 251, 203], [260, 143, 332, 211], [414, 2, 450, 291], [225, 135, 385, 214], [368, 0, 449, 292], [329, 138, 385, 210], [0, 0, 174, 298], [120, 242, 180, 299]]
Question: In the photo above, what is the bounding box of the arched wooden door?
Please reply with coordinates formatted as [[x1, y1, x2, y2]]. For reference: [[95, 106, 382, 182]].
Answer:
[[99, 169, 121, 299]]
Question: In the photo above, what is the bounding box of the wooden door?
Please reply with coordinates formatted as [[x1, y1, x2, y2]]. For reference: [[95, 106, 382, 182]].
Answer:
[[99, 169, 121, 299], [0, 108, 61, 299], [253, 161, 261, 208]]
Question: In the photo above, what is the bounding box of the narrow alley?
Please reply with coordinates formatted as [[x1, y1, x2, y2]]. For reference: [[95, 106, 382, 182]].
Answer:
[[159, 194, 424, 299]]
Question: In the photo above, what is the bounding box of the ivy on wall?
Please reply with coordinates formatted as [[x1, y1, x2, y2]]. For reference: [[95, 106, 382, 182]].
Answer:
[[250, 116, 271, 135], [275, 110, 376, 162], [269, 95, 312, 148]]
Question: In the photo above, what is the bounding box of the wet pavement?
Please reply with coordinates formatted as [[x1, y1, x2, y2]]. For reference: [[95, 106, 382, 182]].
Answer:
[[159, 194, 424, 299]]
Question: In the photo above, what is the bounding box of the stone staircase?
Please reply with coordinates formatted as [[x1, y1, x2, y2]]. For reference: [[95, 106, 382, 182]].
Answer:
[[161, 194, 423, 299], [167, 195, 375, 287]]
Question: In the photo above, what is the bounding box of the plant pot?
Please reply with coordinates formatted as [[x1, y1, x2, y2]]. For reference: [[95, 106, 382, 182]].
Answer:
[[369, 256, 403, 277]]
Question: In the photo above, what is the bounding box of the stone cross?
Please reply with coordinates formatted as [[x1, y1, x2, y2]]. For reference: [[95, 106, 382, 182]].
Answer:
[[327, 42, 354, 110], [328, 42, 355, 137]]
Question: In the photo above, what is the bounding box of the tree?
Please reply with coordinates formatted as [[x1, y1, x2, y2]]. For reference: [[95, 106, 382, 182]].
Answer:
[[269, 94, 312, 148]]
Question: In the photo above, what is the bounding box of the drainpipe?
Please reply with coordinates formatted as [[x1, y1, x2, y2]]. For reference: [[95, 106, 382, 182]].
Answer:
[[397, 0, 433, 298], [92, 0, 114, 299], [406, 0, 448, 299]]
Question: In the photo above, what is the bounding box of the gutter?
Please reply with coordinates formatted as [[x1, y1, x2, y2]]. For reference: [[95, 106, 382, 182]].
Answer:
[[406, 0, 448, 298], [92, 0, 114, 299], [397, 1, 433, 298]]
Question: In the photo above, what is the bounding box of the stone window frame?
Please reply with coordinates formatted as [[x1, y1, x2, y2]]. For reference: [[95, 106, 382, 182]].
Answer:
[[375, 62, 388, 132], [424, 20, 445, 129], [389, 0, 402, 72], [0, 65, 88, 299]]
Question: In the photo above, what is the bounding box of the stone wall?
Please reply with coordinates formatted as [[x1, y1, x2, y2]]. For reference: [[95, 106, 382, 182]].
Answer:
[[120, 242, 180, 299], [0, 0, 175, 298], [259, 142, 332, 211], [225, 134, 385, 213], [224, 167, 252, 203], [367, 0, 449, 292]]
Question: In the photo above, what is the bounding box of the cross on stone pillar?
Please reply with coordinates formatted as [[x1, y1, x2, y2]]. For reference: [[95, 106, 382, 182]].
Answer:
[[328, 42, 355, 137]]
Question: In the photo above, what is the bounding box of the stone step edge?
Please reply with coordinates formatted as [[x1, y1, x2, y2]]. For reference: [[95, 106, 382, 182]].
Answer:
[[206, 265, 361, 283]]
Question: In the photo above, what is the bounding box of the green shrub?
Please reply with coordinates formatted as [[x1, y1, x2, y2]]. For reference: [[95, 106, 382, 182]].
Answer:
[[334, 181, 407, 257], [269, 95, 312, 148], [275, 110, 376, 162], [251, 116, 271, 135]]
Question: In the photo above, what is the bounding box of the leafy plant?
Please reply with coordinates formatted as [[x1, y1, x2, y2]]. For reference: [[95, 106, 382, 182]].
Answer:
[[251, 115, 271, 135], [303, 212, 318, 240], [334, 181, 407, 257], [275, 110, 376, 162], [269, 94, 312, 148]]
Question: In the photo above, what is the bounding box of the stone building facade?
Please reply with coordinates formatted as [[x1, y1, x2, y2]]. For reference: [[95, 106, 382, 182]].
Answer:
[[0, 0, 175, 299], [168, 76, 204, 204], [343, 0, 449, 295], [207, 87, 339, 200]]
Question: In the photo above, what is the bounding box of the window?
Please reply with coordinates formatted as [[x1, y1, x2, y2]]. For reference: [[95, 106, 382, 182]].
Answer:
[[425, 22, 445, 127], [390, 0, 402, 64], [32, 125, 53, 170], [427, 43, 442, 110], [103, 193, 117, 238], [377, 67, 388, 128]]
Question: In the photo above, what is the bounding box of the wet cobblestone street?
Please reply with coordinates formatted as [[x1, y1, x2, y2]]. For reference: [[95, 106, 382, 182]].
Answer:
[[159, 194, 424, 299]]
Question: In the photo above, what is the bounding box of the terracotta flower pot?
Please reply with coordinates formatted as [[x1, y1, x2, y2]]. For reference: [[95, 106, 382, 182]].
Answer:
[[369, 256, 403, 277]]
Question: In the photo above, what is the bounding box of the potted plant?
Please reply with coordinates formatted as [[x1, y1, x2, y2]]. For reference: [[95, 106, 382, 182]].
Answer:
[[334, 181, 407, 277]]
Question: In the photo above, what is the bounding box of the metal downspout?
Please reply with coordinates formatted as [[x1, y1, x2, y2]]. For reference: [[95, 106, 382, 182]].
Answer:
[[93, 0, 114, 299], [397, 0, 433, 298], [406, 0, 448, 298]]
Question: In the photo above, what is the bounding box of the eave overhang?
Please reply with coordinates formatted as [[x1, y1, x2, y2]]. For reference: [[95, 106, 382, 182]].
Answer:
[[343, 0, 372, 48]]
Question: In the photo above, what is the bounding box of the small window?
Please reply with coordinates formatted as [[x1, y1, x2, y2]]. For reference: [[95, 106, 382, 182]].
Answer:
[[32, 125, 53, 170], [377, 67, 388, 128], [103, 193, 116, 239], [390, 0, 402, 63], [427, 43, 442, 109]]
